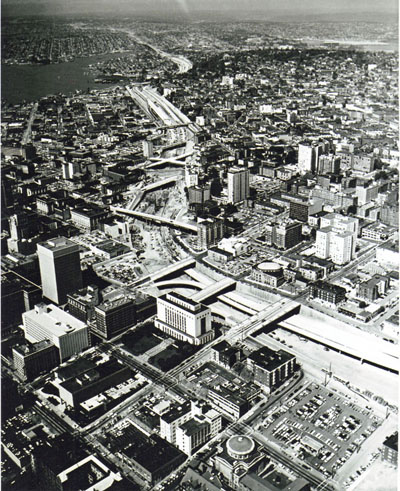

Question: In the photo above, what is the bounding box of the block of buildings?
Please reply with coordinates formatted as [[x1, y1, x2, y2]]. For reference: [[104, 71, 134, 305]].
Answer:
[[58, 358, 131, 407], [23, 303, 90, 362], [155, 292, 214, 345]]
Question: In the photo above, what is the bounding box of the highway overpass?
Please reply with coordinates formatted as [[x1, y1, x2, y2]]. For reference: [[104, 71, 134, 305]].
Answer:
[[279, 318, 398, 374], [191, 277, 236, 303], [149, 257, 196, 283], [110, 206, 198, 233]]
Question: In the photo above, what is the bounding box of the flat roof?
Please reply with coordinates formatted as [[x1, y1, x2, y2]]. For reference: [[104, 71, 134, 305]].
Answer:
[[161, 401, 191, 424], [249, 346, 295, 372], [23, 304, 87, 337], [38, 236, 78, 253]]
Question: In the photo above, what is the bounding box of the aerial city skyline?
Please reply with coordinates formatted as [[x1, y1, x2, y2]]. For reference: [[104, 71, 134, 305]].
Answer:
[[1, 3, 398, 491]]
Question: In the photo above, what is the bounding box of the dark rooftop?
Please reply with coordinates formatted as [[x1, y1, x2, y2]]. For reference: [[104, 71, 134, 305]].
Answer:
[[249, 346, 295, 372]]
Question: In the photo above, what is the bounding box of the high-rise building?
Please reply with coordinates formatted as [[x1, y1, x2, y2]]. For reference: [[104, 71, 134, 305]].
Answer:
[[12, 340, 59, 381], [315, 213, 359, 265], [298, 142, 324, 174], [227, 167, 249, 203], [273, 219, 303, 249], [93, 296, 136, 340], [143, 139, 154, 158], [197, 218, 224, 250], [155, 292, 214, 345], [317, 154, 341, 175], [7, 211, 39, 254], [37, 237, 83, 305], [188, 185, 211, 205], [23, 303, 90, 362]]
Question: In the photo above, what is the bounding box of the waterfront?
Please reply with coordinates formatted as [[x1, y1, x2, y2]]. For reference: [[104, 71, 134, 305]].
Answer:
[[1, 52, 126, 105]]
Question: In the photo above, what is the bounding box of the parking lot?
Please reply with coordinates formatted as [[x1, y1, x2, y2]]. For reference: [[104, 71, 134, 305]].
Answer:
[[260, 382, 383, 480]]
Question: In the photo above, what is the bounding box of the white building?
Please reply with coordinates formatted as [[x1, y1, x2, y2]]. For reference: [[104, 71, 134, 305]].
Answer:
[[218, 237, 249, 257], [298, 142, 324, 174], [315, 213, 359, 265], [185, 166, 199, 188], [227, 167, 249, 204], [161, 400, 222, 456], [37, 237, 83, 305], [155, 292, 214, 345], [23, 304, 90, 362]]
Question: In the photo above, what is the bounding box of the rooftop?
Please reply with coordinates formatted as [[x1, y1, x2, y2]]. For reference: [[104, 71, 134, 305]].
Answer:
[[249, 346, 295, 372], [23, 303, 87, 337]]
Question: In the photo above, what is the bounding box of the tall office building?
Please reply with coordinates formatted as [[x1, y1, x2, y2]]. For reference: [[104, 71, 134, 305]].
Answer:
[[197, 218, 224, 250], [317, 154, 341, 175], [93, 296, 136, 340], [23, 303, 90, 362], [298, 142, 324, 174], [315, 213, 358, 265], [37, 237, 83, 305], [155, 292, 214, 345], [227, 167, 250, 204]]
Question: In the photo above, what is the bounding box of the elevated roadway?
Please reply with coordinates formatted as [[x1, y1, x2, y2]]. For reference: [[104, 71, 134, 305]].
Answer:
[[126, 176, 179, 210], [153, 279, 203, 290], [169, 299, 300, 378], [280, 318, 398, 373], [146, 151, 194, 168], [149, 257, 196, 283], [110, 206, 198, 233], [190, 277, 236, 303]]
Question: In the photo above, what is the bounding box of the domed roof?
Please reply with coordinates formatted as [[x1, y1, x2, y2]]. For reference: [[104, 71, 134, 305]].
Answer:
[[227, 435, 255, 456], [258, 262, 281, 272]]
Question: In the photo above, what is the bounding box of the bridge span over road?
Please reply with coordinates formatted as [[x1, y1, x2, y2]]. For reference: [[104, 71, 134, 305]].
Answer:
[[279, 316, 399, 373], [110, 206, 198, 233], [169, 298, 301, 378]]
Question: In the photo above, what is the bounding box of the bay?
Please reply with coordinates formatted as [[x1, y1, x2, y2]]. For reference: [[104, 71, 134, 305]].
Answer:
[[1, 51, 133, 105]]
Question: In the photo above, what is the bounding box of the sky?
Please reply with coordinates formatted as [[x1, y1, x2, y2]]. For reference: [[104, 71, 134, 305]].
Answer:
[[2, 0, 398, 19]]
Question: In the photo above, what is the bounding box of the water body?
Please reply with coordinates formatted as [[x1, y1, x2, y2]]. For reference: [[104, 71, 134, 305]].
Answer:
[[1, 51, 129, 105]]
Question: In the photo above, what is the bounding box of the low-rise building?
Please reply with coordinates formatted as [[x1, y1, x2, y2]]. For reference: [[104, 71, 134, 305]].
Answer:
[[70, 205, 108, 232], [121, 428, 186, 486], [67, 285, 100, 322], [58, 358, 131, 407], [251, 262, 285, 288], [382, 432, 398, 466], [308, 281, 346, 305], [208, 246, 233, 263], [212, 341, 243, 368]]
